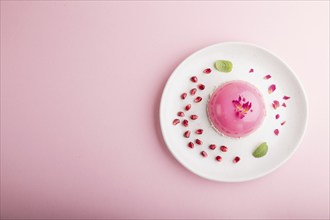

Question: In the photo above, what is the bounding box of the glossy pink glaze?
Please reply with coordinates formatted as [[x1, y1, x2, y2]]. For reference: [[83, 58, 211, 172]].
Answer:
[[207, 80, 266, 138]]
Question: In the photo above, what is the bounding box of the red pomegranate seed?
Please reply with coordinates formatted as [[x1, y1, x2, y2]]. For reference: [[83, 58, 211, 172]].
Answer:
[[201, 151, 208, 157], [177, 111, 185, 117], [275, 114, 280, 119], [190, 115, 198, 120], [220, 145, 228, 152], [249, 68, 254, 73], [190, 76, 198, 83], [195, 139, 202, 145], [215, 155, 222, 162], [185, 104, 191, 111], [233, 156, 240, 163], [198, 84, 205, 90], [184, 130, 191, 138], [195, 129, 203, 134], [281, 121, 286, 126], [282, 103, 287, 107], [203, 68, 212, 74], [194, 96, 202, 103], [283, 96, 290, 100], [209, 144, 216, 150], [274, 129, 279, 136], [172, 119, 180, 125], [190, 88, 197, 95], [181, 93, 187, 100], [182, 119, 189, 127], [188, 142, 194, 149]]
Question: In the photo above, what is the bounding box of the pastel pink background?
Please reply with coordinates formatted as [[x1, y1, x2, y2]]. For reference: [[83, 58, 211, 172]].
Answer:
[[1, 1, 329, 219]]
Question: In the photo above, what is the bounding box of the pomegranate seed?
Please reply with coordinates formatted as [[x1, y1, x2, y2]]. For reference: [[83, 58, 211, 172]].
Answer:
[[195, 139, 202, 145], [274, 129, 279, 136], [283, 96, 290, 100], [173, 119, 180, 125], [185, 104, 191, 111], [220, 145, 228, 152], [195, 129, 203, 134], [275, 114, 280, 119], [203, 68, 212, 74], [215, 155, 222, 162], [184, 130, 191, 138], [194, 96, 202, 103], [209, 144, 216, 150], [282, 103, 287, 107], [190, 88, 197, 95], [281, 121, 286, 126], [182, 119, 189, 127], [198, 84, 205, 90], [201, 151, 208, 157], [181, 93, 187, 100], [190, 76, 198, 83], [249, 68, 254, 73], [233, 156, 240, 163], [177, 111, 185, 117], [188, 142, 194, 148], [190, 115, 198, 120]]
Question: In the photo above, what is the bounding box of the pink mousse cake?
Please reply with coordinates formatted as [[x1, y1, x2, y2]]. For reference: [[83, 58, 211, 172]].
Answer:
[[207, 80, 266, 138]]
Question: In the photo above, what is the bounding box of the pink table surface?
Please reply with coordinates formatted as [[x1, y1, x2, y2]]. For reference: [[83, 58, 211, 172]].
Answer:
[[1, 1, 329, 219]]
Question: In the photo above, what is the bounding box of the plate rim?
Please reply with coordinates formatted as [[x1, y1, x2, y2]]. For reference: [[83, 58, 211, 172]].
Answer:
[[159, 41, 309, 182]]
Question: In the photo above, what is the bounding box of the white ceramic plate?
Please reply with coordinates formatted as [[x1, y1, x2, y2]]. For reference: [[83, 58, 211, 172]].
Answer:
[[160, 42, 308, 182]]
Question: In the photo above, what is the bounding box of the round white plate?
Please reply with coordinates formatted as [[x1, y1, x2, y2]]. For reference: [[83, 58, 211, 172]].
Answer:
[[160, 42, 308, 182]]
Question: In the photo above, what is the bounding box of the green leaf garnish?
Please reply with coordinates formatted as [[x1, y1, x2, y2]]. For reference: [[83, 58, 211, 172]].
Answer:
[[214, 60, 233, 73], [252, 142, 268, 158]]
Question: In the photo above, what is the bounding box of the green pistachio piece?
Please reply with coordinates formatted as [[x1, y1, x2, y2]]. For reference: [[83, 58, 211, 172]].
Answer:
[[253, 142, 268, 158], [214, 60, 233, 73]]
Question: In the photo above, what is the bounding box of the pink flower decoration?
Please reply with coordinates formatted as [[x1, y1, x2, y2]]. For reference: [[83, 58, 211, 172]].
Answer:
[[272, 100, 280, 109], [232, 95, 252, 119], [264, 75, 272, 80], [268, 84, 276, 94]]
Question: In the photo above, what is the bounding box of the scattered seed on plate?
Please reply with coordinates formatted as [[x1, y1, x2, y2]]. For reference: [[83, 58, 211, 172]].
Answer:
[[198, 84, 205, 90], [220, 145, 228, 152], [203, 68, 212, 74], [173, 119, 180, 125], [181, 93, 187, 100], [233, 156, 240, 163], [190, 76, 198, 83], [281, 121, 286, 126], [274, 129, 279, 136], [195, 129, 203, 135], [283, 96, 290, 100], [282, 103, 287, 107], [190, 115, 198, 120], [275, 114, 280, 119], [190, 88, 197, 95], [209, 144, 216, 150], [201, 151, 208, 157], [177, 111, 184, 117], [182, 119, 189, 127], [194, 96, 202, 103], [249, 68, 254, 73], [195, 139, 202, 145], [188, 142, 194, 149], [185, 104, 191, 111], [184, 130, 191, 138], [215, 155, 222, 162]]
